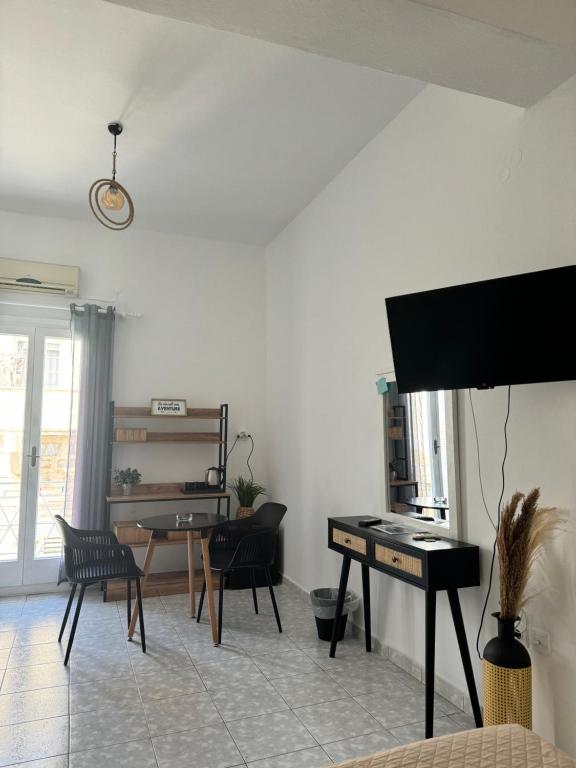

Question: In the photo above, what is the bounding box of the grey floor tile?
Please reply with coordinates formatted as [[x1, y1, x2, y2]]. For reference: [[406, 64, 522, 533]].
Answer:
[[0, 715, 69, 767], [13, 627, 63, 647], [0, 662, 69, 694], [0, 685, 69, 727], [0, 635, 14, 652], [0, 757, 68, 768], [252, 651, 320, 680], [323, 730, 400, 762], [70, 702, 149, 752], [0, 653, 8, 671], [144, 691, 221, 737], [8, 642, 65, 668], [295, 698, 380, 744], [185, 641, 246, 665], [247, 746, 332, 768], [153, 723, 242, 768], [70, 675, 138, 714], [128, 645, 194, 675], [227, 711, 316, 762], [325, 661, 409, 696], [197, 657, 266, 690], [354, 686, 453, 729], [271, 672, 349, 709], [69, 738, 157, 768], [389, 716, 462, 745], [233, 631, 298, 656], [448, 712, 477, 729], [69, 650, 132, 685], [136, 666, 205, 702], [211, 679, 288, 722]]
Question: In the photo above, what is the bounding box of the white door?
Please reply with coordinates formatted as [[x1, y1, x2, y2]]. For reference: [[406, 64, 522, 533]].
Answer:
[[0, 320, 76, 587]]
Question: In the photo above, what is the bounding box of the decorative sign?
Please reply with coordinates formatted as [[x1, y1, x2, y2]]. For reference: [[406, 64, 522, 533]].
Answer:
[[151, 398, 187, 416]]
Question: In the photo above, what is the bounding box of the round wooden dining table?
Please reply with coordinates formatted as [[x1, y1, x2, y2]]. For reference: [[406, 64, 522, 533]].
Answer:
[[127, 512, 226, 646]]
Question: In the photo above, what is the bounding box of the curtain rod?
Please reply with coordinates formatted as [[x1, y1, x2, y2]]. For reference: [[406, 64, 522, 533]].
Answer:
[[0, 298, 143, 319]]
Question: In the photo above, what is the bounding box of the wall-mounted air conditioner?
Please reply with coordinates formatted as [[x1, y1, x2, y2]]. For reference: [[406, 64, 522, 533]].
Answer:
[[0, 258, 79, 296]]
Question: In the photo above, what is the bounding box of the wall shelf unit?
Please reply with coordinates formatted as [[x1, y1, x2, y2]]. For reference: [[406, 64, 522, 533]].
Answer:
[[104, 402, 230, 601]]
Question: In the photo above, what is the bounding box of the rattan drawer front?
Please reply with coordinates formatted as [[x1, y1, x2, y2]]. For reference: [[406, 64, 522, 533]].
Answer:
[[375, 543, 422, 578], [332, 528, 367, 556]]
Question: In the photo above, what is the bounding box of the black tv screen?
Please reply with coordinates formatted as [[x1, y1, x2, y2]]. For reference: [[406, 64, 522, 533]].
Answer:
[[385, 266, 576, 393]]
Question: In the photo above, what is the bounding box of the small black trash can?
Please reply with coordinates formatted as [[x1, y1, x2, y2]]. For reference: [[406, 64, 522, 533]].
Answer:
[[309, 588, 359, 642]]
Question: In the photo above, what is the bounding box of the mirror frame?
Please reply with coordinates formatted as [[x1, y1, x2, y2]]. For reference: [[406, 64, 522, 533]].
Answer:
[[376, 370, 462, 540]]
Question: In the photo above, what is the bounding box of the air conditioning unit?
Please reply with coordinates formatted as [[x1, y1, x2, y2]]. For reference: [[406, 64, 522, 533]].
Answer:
[[0, 258, 79, 297]]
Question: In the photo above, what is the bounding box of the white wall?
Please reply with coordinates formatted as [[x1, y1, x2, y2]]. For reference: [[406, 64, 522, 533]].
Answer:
[[0, 211, 267, 571], [265, 77, 576, 752]]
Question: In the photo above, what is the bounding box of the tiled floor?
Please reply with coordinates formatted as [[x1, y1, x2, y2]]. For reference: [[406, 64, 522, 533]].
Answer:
[[0, 584, 475, 768]]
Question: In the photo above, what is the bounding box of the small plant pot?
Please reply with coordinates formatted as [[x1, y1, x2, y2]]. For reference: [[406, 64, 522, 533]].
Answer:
[[122, 483, 132, 496], [236, 506, 254, 519]]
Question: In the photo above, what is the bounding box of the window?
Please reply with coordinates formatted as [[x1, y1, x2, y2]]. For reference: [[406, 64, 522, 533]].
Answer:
[[45, 343, 61, 388]]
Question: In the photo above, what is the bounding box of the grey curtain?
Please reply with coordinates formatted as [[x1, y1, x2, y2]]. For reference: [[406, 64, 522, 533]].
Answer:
[[68, 303, 115, 530]]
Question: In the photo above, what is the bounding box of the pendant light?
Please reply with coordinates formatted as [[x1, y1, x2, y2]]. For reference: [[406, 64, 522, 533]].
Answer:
[[89, 122, 134, 230]]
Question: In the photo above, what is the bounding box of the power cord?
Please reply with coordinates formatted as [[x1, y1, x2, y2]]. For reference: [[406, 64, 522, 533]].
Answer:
[[468, 389, 496, 531], [226, 433, 255, 482], [475, 385, 512, 660], [246, 435, 255, 482]]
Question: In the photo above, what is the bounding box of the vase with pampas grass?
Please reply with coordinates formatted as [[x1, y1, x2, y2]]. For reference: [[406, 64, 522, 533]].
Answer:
[[483, 488, 560, 729]]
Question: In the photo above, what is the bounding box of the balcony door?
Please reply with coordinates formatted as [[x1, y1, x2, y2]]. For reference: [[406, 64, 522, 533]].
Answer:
[[0, 318, 77, 587]]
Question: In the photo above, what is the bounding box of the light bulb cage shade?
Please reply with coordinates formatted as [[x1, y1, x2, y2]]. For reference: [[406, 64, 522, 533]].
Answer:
[[89, 178, 134, 230]]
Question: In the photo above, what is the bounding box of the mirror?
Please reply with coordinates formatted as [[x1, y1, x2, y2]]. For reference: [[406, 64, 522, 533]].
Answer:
[[382, 380, 460, 536]]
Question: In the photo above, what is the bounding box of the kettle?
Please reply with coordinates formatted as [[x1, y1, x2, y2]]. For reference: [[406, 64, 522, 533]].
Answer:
[[205, 466, 223, 487]]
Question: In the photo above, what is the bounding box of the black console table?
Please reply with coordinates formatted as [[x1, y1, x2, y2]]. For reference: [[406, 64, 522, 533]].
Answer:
[[328, 516, 482, 738]]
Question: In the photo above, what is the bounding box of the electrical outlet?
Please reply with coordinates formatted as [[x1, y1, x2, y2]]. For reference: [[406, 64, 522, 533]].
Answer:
[[528, 626, 551, 656], [237, 430, 249, 439]]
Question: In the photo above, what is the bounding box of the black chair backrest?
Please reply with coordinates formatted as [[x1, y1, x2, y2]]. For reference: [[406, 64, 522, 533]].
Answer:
[[228, 529, 278, 569], [252, 502, 287, 530]]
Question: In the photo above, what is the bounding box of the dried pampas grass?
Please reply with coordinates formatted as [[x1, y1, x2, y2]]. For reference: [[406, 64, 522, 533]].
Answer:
[[497, 488, 560, 620]]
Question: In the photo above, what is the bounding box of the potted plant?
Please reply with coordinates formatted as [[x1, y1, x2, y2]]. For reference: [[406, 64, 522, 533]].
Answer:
[[483, 488, 560, 729], [228, 476, 266, 519], [388, 460, 402, 481], [113, 467, 142, 496]]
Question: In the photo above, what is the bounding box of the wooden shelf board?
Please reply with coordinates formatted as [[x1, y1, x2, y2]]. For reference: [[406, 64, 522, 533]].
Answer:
[[113, 431, 222, 444], [114, 406, 222, 419], [104, 569, 219, 601], [107, 483, 230, 504]]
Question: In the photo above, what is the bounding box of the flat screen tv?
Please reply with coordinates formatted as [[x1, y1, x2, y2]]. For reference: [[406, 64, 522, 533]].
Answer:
[[385, 266, 576, 393]]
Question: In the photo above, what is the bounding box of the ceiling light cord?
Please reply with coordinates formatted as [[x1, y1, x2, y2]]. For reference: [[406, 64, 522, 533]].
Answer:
[[112, 134, 117, 181], [475, 385, 512, 660]]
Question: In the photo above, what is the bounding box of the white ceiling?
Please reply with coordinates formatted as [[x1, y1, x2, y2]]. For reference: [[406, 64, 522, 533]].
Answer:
[[107, 0, 576, 107], [0, 0, 424, 245]]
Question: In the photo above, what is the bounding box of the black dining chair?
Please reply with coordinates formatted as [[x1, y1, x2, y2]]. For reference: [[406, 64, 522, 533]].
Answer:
[[197, 502, 286, 644], [54, 515, 146, 665]]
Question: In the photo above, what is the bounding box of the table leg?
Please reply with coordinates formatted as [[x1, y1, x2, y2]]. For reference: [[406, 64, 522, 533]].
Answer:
[[329, 555, 351, 658], [128, 532, 155, 639], [361, 563, 372, 652], [425, 590, 437, 738], [226, 496, 231, 520], [187, 532, 196, 618], [200, 531, 219, 646], [448, 588, 483, 727]]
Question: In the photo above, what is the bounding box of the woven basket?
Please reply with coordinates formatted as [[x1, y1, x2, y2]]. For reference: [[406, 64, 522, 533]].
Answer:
[[236, 506, 255, 519]]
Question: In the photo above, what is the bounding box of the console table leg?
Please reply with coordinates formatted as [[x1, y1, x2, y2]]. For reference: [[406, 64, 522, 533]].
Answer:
[[425, 590, 436, 738], [329, 555, 351, 658], [448, 588, 483, 727], [361, 563, 371, 652], [128, 532, 155, 639]]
